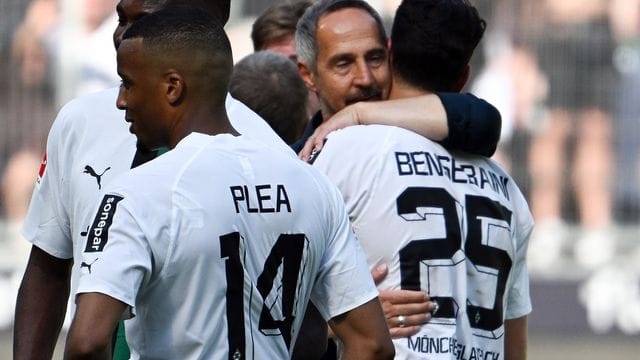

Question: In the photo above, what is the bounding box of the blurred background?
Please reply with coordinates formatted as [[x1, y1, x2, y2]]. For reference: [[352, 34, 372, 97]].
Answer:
[[0, 0, 638, 358]]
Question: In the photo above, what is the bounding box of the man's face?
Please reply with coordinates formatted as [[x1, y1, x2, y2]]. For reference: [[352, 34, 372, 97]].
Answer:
[[116, 38, 170, 149], [113, 0, 165, 49], [301, 7, 390, 118]]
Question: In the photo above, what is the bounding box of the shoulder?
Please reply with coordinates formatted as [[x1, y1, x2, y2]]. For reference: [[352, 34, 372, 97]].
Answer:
[[53, 87, 122, 133]]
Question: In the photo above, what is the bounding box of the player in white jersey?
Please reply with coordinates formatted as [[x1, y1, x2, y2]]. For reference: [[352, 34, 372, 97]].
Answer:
[[312, 1, 532, 359], [13, 1, 297, 358], [64, 6, 393, 359]]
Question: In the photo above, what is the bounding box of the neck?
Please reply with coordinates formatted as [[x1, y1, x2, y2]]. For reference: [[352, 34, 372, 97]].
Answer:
[[168, 105, 239, 148], [388, 77, 431, 100]]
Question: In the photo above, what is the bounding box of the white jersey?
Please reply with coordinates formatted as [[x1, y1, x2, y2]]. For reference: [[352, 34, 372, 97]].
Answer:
[[313, 125, 533, 360], [21, 87, 295, 316], [76, 133, 376, 359]]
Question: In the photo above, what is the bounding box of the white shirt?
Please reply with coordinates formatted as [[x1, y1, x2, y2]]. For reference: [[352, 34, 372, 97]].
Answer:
[[76, 133, 376, 359], [21, 87, 295, 316], [313, 125, 533, 360]]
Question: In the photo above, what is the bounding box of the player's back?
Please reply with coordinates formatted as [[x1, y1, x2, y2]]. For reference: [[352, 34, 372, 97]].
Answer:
[[81, 132, 368, 359], [314, 125, 533, 359]]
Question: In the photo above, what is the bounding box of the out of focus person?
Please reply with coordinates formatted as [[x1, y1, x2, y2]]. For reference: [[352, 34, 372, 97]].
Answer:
[[528, 0, 616, 270], [230, 50, 308, 144], [610, 0, 640, 223], [251, 0, 320, 118]]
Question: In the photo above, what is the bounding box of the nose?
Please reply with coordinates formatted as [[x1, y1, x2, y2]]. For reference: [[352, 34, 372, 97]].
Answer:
[[353, 59, 374, 87], [116, 86, 127, 110]]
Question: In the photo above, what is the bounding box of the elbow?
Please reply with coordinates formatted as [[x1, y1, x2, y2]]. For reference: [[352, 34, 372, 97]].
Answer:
[[376, 339, 395, 360], [361, 336, 395, 360], [64, 335, 110, 360]]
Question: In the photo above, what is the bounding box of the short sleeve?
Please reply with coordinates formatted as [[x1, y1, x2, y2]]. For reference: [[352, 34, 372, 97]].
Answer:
[[75, 193, 153, 318], [437, 92, 501, 157], [310, 184, 378, 321], [21, 107, 74, 259], [505, 191, 534, 320]]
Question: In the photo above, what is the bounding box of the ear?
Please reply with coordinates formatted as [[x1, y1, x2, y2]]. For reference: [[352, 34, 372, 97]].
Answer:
[[164, 70, 184, 105], [452, 64, 470, 92], [297, 62, 317, 93]]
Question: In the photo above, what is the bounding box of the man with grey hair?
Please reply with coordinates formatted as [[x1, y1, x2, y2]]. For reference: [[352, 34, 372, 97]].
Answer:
[[293, 0, 502, 162]]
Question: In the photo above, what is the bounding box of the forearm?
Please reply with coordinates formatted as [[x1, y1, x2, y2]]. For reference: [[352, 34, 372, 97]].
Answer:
[[14, 246, 72, 359], [329, 298, 394, 360], [504, 316, 528, 360], [356, 95, 449, 141]]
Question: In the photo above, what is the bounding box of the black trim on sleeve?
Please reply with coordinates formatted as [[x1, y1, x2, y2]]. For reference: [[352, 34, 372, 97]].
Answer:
[[437, 92, 502, 157]]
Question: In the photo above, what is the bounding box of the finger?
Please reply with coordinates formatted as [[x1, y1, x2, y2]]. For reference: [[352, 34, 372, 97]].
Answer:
[[389, 325, 421, 339], [370, 263, 388, 285], [387, 313, 431, 330], [387, 302, 432, 317], [299, 137, 316, 161], [379, 289, 429, 304]]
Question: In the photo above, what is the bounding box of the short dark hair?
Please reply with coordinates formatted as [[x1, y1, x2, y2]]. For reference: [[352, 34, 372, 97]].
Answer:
[[166, 0, 231, 25], [251, 0, 313, 51], [123, 5, 233, 103], [296, 0, 387, 70], [391, 0, 486, 92], [229, 51, 308, 144]]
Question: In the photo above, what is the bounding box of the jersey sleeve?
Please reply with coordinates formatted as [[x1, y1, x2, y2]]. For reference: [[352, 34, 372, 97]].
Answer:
[[21, 106, 74, 259], [504, 189, 534, 320], [309, 183, 378, 321], [75, 192, 152, 319], [437, 92, 502, 157]]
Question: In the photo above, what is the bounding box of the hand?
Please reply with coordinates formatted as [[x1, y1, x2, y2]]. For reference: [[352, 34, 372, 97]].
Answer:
[[299, 103, 361, 162], [371, 264, 437, 338]]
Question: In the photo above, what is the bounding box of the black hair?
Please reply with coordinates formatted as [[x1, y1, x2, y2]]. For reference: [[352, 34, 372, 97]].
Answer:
[[391, 0, 486, 92]]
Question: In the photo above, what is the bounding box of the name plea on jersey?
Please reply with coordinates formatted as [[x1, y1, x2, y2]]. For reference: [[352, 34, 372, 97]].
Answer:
[[230, 184, 291, 213], [407, 335, 500, 360], [395, 151, 510, 200]]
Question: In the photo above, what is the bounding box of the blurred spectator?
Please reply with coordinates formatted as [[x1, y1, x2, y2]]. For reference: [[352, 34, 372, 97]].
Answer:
[[0, 149, 40, 329], [251, 0, 319, 119], [11, 0, 119, 98], [230, 51, 308, 144], [528, 0, 615, 270], [610, 0, 640, 223]]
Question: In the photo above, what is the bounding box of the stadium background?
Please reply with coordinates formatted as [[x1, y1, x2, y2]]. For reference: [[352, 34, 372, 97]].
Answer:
[[0, 0, 638, 358]]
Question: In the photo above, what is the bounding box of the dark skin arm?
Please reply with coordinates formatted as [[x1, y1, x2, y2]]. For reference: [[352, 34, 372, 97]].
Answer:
[[14, 245, 72, 360], [329, 297, 395, 360], [504, 315, 528, 360], [64, 293, 127, 360]]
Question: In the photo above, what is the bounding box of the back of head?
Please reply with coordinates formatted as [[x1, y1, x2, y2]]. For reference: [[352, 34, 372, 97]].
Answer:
[[296, 0, 387, 70], [166, 0, 231, 25], [252, 0, 313, 51], [391, 0, 486, 92], [123, 5, 233, 104], [229, 51, 308, 144]]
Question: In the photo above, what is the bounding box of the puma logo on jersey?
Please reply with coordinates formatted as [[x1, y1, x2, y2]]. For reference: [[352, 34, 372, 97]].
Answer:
[[80, 258, 99, 274], [83, 165, 111, 189]]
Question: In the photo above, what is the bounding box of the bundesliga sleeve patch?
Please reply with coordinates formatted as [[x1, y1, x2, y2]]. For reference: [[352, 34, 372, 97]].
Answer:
[[84, 194, 124, 253], [36, 152, 47, 184]]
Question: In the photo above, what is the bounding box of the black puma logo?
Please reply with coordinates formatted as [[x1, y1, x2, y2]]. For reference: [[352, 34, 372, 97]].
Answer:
[[83, 165, 111, 189], [80, 258, 99, 274]]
